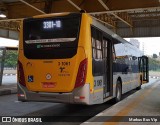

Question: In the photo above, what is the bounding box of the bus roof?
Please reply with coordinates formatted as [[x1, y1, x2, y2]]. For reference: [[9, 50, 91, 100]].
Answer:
[[90, 15, 130, 44]]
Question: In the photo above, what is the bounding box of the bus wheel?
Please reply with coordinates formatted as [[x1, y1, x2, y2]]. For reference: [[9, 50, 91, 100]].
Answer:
[[115, 81, 122, 102]]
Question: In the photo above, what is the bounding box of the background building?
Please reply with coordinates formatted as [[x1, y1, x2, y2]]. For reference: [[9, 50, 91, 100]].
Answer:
[[128, 39, 140, 49]]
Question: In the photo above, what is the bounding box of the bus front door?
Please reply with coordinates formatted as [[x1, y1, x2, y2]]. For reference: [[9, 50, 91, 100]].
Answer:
[[139, 56, 149, 83]]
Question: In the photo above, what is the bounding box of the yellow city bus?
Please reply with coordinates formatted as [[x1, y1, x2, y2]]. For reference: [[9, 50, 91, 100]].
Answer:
[[17, 12, 149, 105]]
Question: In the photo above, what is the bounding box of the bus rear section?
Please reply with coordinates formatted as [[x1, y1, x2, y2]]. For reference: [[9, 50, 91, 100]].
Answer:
[[18, 13, 92, 104]]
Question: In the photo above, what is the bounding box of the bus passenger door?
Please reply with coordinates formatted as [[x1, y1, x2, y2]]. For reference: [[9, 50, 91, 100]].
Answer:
[[138, 56, 149, 83], [103, 37, 113, 98]]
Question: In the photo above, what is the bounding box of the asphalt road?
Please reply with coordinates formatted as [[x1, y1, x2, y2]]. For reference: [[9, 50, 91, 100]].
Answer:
[[0, 78, 158, 125]]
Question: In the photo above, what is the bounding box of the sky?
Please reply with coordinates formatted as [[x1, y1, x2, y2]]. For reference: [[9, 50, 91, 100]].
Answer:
[[0, 37, 160, 56], [0, 38, 18, 47], [125, 37, 160, 56]]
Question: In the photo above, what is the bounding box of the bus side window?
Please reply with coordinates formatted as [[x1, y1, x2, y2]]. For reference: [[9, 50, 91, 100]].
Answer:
[[112, 45, 116, 62], [92, 37, 96, 58], [102, 38, 107, 60], [91, 26, 104, 76]]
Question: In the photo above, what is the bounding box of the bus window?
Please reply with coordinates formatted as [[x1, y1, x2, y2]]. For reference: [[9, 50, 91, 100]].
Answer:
[[91, 28, 102, 60], [91, 26, 104, 76], [102, 39, 108, 59], [23, 14, 81, 59], [112, 45, 116, 61]]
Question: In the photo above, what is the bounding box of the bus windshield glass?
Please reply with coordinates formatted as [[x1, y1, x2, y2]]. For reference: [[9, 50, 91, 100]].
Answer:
[[23, 14, 81, 59]]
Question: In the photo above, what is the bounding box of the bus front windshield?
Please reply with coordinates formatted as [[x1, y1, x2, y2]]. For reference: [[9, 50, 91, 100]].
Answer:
[[23, 14, 81, 59]]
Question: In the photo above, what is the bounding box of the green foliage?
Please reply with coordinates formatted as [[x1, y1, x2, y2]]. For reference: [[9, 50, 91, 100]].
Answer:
[[153, 54, 158, 58], [149, 57, 160, 71], [4, 50, 18, 68]]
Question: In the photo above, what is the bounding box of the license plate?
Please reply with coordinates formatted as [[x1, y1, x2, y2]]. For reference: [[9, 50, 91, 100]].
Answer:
[[42, 82, 56, 88]]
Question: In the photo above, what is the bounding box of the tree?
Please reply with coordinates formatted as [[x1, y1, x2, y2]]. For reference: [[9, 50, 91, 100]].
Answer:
[[4, 50, 18, 68], [149, 57, 160, 71], [153, 54, 158, 58]]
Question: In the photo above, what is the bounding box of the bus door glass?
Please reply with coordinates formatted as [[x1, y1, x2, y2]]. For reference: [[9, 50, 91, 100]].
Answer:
[[139, 56, 149, 83], [103, 37, 112, 98]]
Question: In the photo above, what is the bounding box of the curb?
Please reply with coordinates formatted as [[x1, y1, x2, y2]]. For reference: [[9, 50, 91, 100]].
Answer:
[[3, 74, 17, 76], [0, 88, 17, 96]]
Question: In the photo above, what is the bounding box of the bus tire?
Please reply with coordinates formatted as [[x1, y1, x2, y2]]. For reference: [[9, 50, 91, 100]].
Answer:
[[115, 81, 122, 102]]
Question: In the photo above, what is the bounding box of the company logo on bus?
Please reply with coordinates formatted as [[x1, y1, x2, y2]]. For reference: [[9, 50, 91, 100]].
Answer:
[[46, 73, 52, 80]]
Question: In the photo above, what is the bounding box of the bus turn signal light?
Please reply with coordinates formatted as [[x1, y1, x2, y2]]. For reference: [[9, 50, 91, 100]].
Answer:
[[74, 58, 88, 88]]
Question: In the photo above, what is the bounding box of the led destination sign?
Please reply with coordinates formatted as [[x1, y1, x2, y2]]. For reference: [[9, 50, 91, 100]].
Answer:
[[24, 14, 81, 59], [43, 20, 61, 29]]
